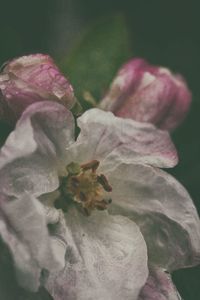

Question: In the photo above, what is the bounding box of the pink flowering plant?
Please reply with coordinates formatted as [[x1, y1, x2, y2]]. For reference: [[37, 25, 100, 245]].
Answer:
[[0, 54, 76, 125], [0, 17, 200, 299], [100, 58, 191, 131]]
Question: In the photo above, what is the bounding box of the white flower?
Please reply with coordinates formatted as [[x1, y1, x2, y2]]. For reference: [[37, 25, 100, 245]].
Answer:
[[0, 101, 199, 300]]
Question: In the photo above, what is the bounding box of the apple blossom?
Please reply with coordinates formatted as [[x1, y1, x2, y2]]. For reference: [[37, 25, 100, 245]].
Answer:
[[0, 54, 76, 125], [0, 102, 199, 299], [99, 58, 192, 131]]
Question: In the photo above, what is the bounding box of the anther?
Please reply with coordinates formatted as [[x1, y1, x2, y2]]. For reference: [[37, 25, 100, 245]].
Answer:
[[103, 198, 112, 204], [96, 204, 107, 211], [97, 174, 112, 192], [79, 191, 87, 202], [81, 160, 100, 172]]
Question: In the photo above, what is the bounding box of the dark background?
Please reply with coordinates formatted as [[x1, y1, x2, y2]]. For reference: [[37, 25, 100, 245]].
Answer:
[[0, 0, 200, 299]]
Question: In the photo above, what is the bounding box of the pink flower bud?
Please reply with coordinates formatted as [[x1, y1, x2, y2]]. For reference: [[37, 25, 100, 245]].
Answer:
[[100, 58, 192, 131], [0, 54, 76, 124]]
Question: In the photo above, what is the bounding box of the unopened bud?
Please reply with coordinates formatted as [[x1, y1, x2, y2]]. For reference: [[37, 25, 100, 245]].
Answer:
[[0, 54, 76, 124], [100, 58, 192, 131]]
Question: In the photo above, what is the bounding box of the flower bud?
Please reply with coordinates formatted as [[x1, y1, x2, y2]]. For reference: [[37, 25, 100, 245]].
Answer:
[[0, 54, 76, 124], [100, 58, 191, 131]]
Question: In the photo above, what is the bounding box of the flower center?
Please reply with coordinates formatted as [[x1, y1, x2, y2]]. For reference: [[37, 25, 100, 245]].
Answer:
[[57, 160, 112, 215]]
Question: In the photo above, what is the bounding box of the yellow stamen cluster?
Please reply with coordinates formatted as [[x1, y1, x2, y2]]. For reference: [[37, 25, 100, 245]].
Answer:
[[61, 160, 112, 216]]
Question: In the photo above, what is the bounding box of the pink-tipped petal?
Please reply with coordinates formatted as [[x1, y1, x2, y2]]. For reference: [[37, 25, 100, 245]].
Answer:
[[139, 267, 181, 300]]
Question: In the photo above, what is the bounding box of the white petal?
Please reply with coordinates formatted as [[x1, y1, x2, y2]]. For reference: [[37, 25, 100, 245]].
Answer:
[[0, 101, 74, 197], [0, 193, 69, 291], [107, 163, 200, 270], [45, 207, 148, 300], [0, 196, 54, 291], [67, 108, 177, 170], [0, 217, 40, 291], [138, 266, 181, 300]]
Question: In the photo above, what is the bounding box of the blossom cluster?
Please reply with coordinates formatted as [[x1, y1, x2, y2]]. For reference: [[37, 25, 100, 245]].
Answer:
[[0, 54, 199, 300]]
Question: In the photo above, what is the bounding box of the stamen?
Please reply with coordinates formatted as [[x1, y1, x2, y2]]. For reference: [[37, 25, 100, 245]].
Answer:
[[59, 160, 113, 215], [96, 202, 107, 211], [97, 174, 112, 192], [103, 198, 112, 204], [81, 160, 100, 172]]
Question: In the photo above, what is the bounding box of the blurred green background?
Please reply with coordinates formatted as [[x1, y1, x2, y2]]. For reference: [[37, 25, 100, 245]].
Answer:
[[0, 0, 200, 299]]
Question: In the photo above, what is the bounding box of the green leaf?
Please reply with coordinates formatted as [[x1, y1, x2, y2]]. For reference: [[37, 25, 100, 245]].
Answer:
[[60, 14, 131, 108]]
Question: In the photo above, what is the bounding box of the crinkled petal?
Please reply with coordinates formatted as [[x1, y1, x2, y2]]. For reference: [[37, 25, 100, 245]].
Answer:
[[107, 163, 200, 270], [0, 101, 74, 197], [45, 207, 148, 300], [67, 109, 177, 170], [0, 194, 66, 291], [138, 266, 182, 300]]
